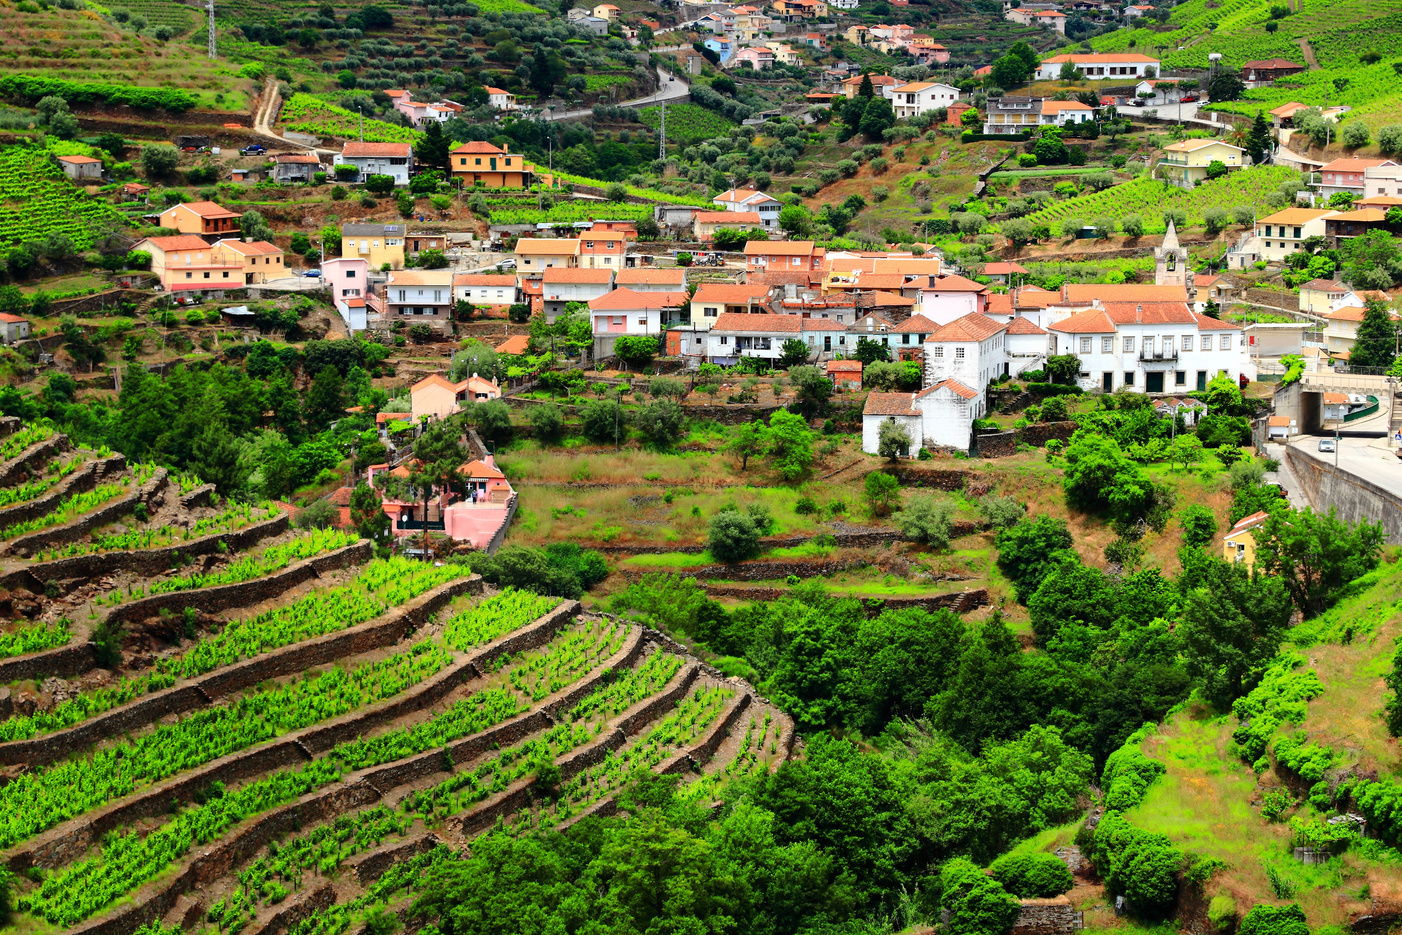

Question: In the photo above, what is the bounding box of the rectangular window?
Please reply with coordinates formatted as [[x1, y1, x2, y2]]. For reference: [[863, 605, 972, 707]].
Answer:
[[1175, 371, 1186, 385], [1220, 334, 1231, 349], [933, 346, 944, 358], [902, 334, 910, 344], [955, 347, 965, 359], [1182, 335, 1192, 351], [704, 306, 718, 317], [1293, 226, 1302, 238], [1201, 335, 1212, 351], [1123, 371, 1135, 386], [1080, 337, 1092, 354], [1123, 336, 1135, 353], [1101, 337, 1113, 353]]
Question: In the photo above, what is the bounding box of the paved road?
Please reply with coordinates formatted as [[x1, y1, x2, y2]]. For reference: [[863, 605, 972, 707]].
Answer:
[[1289, 434, 1402, 498], [542, 68, 688, 121]]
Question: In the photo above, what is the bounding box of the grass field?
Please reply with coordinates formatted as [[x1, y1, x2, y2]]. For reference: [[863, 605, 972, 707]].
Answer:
[[639, 103, 735, 143], [279, 92, 417, 143]]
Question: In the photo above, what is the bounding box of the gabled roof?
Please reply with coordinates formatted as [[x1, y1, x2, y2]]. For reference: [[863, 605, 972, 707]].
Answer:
[[0, 313, 27, 323], [892, 313, 938, 333], [693, 282, 770, 304], [1301, 279, 1347, 292], [542, 268, 613, 283], [216, 239, 281, 256], [1041, 53, 1160, 64], [412, 374, 458, 393], [1269, 101, 1309, 117], [715, 188, 779, 205], [1267, 416, 1292, 427], [387, 269, 453, 286], [341, 142, 413, 158], [982, 262, 1029, 275], [1323, 392, 1349, 404], [588, 288, 688, 310], [452, 141, 506, 154], [864, 391, 919, 416], [496, 335, 531, 355], [138, 235, 216, 251], [1243, 59, 1301, 69], [923, 274, 988, 293], [710, 311, 801, 333], [868, 291, 914, 306], [57, 154, 101, 164], [615, 268, 687, 285], [916, 378, 979, 400], [275, 153, 321, 164], [695, 211, 763, 223], [1257, 208, 1336, 224], [1319, 157, 1397, 173], [1163, 138, 1242, 153], [1041, 101, 1093, 112], [167, 200, 240, 219], [1006, 316, 1047, 335], [1059, 283, 1188, 303], [462, 459, 506, 479], [828, 359, 863, 371], [1327, 208, 1389, 222], [1228, 510, 1270, 534], [926, 312, 1008, 342]]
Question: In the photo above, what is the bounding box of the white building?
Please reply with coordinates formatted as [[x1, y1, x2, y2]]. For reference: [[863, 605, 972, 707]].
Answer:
[[614, 268, 688, 292], [704, 312, 848, 364], [1034, 53, 1160, 80], [333, 142, 413, 186], [543, 268, 615, 320], [453, 273, 520, 308], [923, 312, 1012, 389], [590, 287, 688, 359], [712, 188, 783, 229], [862, 380, 985, 456], [887, 82, 960, 119], [982, 97, 1094, 134], [1048, 302, 1247, 393], [1363, 163, 1402, 199], [915, 274, 991, 324]]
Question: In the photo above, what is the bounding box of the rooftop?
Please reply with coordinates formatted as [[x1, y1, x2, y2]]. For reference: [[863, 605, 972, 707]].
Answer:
[[341, 142, 413, 158]]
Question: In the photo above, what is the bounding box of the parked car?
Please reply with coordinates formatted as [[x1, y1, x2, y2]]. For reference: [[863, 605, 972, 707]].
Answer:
[[499, 258, 517, 269], [303, 269, 322, 278], [1179, 93, 1199, 102], [240, 145, 267, 155], [1318, 438, 1336, 453]]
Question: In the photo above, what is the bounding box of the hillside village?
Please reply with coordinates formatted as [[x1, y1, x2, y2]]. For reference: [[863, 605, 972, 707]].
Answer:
[[0, 0, 1400, 931]]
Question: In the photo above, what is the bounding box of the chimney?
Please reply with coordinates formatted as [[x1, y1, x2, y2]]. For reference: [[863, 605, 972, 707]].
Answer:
[[1136, 304, 1143, 322]]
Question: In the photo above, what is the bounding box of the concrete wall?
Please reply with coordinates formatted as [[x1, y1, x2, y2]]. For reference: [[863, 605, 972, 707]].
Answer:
[[1284, 445, 1402, 544]]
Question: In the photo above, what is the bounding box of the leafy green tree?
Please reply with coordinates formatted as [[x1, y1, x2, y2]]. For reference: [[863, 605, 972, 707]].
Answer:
[[1255, 505, 1384, 616], [709, 508, 761, 563], [1239, 904, 1310, 935], [613, 334, 657, 370], [858, 97, 896, 140], [139, 143, 179, 178], [765, 409, 815, 480], [897, 493, 954, 547], [727, 421, 766, 470], [864, 470, 901, 515], [1347, 297, 1399, 370], [528, 403, 564, 443], [995, 515, 1075, 602], [854, 336, 889, 366], [780, 337, 810, 367], [928, 615, 1025, 753], [1178, 555, 1293, 707], [580, 396, 627, 445], [304, 365, 345, 431], [190, 420, 246, 494], [1028, 557, 1116, 644], [787, 364, 831, 417], [1179, 504, 1216, 548], [940, 858, 1021, 935], [635, 398, 686, 447], [878, 419, 911, 460], [1093, 812, 1182, 918], [349, 482, 391, 549], [988, 853, 1074, 898]]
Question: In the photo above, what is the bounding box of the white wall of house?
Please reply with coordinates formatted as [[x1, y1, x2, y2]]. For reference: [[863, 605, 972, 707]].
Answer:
[[862, 412, 923, 456], [918, 290, 982, 324], [1052, 324, 1247, 393], [924, 333, 1006, 388]]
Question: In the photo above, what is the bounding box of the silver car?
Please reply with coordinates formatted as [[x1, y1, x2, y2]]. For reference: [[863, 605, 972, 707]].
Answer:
[[1318, 438, 1337, 453]]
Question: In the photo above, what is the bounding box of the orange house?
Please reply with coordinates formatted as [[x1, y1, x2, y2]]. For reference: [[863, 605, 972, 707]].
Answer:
[[450, 141, 532, 188]]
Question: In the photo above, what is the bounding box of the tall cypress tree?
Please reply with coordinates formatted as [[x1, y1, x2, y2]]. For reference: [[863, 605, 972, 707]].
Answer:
[[1349, 298, 1399, 370]]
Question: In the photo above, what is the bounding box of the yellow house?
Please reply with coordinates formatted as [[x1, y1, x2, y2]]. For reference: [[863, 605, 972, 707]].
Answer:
[[1223, 510, 1269, 567], [514, 238, 581, 272], [210, 240, 285, 285], [592, 2, 619, 19], [1157, 139, 1246, 189], [343, 222, 406, 270], [1298, 278, 1349, 314]]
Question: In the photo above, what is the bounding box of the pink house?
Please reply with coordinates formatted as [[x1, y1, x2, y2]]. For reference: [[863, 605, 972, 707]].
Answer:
[[368, 454, 516, 550]]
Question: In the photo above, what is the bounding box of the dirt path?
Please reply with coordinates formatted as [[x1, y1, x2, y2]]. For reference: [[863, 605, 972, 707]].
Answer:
[[1298, 38, 1320, 69], [250, 78, 339, 154]]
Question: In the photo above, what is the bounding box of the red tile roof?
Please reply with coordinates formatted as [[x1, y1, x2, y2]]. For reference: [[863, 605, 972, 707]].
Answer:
[[455, 274, 518, 286], [342, 142, 413, 158], [827, 359, 863, 372], [695, 211, 763, 223], [495, 335, 531, 355], [982, 262, 1029, 275], [452, 141, 506, 154], [917, 378, 979, 400], [926, 312, 1007, 342], [864, 391, 919, 416], [140, 235, 217, 251], [588, 288, 688, 310], [710, 311, 802, 333], [169, 200, 240, 219], [693, 283, 770, 304], [744, 240, 818, 256], [1006, 316, 1047, 335], [892, 314, 938, 334]]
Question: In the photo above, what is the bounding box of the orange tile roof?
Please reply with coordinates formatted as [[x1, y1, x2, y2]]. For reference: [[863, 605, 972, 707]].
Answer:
[[216, 239, 281, 256], [454, 274, 518, 286], [170, 200, 241, 219], [342, 142, 413, 158], [917, 378, 979, 400], [1229, 510, 1270, 531], [710, 311, 802, 333], [1267, 416, 1292, 427], [923, 274, 988, 293], [864, 391, 920, 416], [693, 283, 770, 304], [867, 290, 914, 306], [1060, 283, 1189, 303], [139, 235, 217, 251], [892, 313, 938, 333], [57, 154, 101, 164], [827, 359, 863, 371], [1006, 316, 1047, 335], [452, 141, 506, 154], [615, 269, 687, 285], [495, 335, 531, 355], [926, 312, 1007, 342], [1257, 208, 1336, 224], [1042, 53, 1160, 63], [1319, 157, 1397, 173], [745, 240, 819, 256], [695, 211, 763, 223], [588, 288, 688, 310], [982, 262, 1029, 275]]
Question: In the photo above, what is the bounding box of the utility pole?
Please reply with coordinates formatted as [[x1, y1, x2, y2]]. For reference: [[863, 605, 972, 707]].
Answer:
[[207, 0, 216, 59], [658, 102, 666, 161], [358, 107, 364, 142]]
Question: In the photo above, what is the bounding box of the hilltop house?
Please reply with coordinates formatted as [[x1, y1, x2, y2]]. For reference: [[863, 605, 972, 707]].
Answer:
[[343, 223, 406, 270], [380, 269, 454, 335], [158, 201, 242, 242], [273, 152, 321, 183], [1158, 139, 1246, 188], [209, 240, 285, 285], [888, 82, 960, 119], [453, 273, 520, 309], [1318, 158, 1399, 200], [744, 240, 826, 272], [410, 373, 503, 422], [449, 141, 531, 188], [1034, 53, 1160, 80], [1241, 59, 1304, 86], [56, 154, 102, 182], [982, 97, 1093, 134], [1253, 208, 1338, 262], [713, 188, 782, 228], [515, 238, 581, 272], [134, 234, 244, 294], [590, 288, 687, 359], [542, 268, 614, 319], [334, 142, 413, 186]]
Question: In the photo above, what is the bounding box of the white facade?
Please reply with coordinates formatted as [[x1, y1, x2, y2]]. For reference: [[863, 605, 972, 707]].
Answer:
[[333, 146, 413, 186], [1034, 54, 1159, 81], [925, 330, 1008, 390], [1364, 164, 1402, 199], [454, 276, 520, 306], [918, 288, 984, 324], [861, 381, 985, 456], [1253, 209, 1337, 262], [1050, 318, 1248, 393], [713, 189, 783, 228], [888, 82, 960, 119]]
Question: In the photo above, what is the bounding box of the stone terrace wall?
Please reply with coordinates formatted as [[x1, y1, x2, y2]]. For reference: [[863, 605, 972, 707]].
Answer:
[[702, 585, 990, 616], [6, 469, 169, 557], [0, 637, 95, 686], [103, 540, 372, 627], [0, 435, 70, 489], [0, 455, 126, 530], [3, 513, 291, 592], [974, 431, 1017, 458], [1010, 897, 1079, 934], [1019, 421, 1078, 447]]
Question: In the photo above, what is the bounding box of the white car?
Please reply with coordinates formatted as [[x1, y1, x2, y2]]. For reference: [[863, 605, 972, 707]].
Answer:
[[1318, 438, 1337, 453]]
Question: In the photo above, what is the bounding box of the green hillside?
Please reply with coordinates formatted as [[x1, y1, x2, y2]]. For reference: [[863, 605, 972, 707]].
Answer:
[[0, 140, 125, 252]]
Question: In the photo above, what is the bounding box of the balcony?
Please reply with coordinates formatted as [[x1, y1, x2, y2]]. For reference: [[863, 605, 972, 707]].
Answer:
[[1139, 346, 1179, 364]]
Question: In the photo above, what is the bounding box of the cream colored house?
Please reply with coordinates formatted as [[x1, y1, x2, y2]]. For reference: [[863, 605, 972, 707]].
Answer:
[[1253, 209, 1337, 262], [210, 240, 285, 285], [410, 373, 503, 423], [1223, 510, 1269, 568], [1158, 139, 1246, 189], [514, 238, 581, 272], [343, 223, 406, 270], [1299, 278, 1349, 314], [1323, 300, 1398, 359]]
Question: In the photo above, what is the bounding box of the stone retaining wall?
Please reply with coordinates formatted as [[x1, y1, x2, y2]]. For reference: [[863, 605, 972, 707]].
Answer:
[[244, 882, 336, 935], [2, 513, 290, 592], [180, 484, 217, 509], [0, 637, 96, 686], [6, 469, 169, 557], [659, 691, 752, 777], [0, 435, 70, 489], [0, 455, 126, 530], [975, 431, 1018, 458], [592, 523, 978, 559], [888, 465, 972, 490], [1019, 421, 1078, 447], [103, 540, 372, 627], [0, 417, 19, 438], [1010, 897, 1079, 934], [0, 574, 484, 777]]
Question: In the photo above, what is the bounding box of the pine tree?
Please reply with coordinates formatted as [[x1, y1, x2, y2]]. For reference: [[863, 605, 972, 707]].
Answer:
[[1349, 298, 1399, 370], [857, 72, 874, 98], [1246, 110, 1271, 165]]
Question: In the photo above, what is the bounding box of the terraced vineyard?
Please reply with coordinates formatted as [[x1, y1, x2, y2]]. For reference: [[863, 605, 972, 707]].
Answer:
[[0, 417, 791, 935], [0, 141, 127, 252]]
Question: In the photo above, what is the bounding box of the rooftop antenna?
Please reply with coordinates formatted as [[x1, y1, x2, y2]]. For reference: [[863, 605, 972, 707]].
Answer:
[[206, 0, 215, 58]]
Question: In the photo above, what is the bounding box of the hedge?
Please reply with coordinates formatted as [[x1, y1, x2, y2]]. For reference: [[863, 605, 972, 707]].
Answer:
[[0, 76, 198, 112], [1026, 382, 1084, 398]]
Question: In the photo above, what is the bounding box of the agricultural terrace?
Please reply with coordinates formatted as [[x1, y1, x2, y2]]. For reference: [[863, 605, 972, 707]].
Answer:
[[0, 415, 792, 935], [279, 93, 419, 144], [0, 140, 126, 251], [639, 103, 737, 143]]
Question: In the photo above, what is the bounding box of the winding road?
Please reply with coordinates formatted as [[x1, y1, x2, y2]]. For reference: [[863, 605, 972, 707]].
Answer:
[[541, 68, 690, 121]]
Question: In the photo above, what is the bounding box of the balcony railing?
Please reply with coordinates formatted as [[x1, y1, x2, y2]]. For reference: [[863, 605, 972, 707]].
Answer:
[[1139, 347, 1179, 363]]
